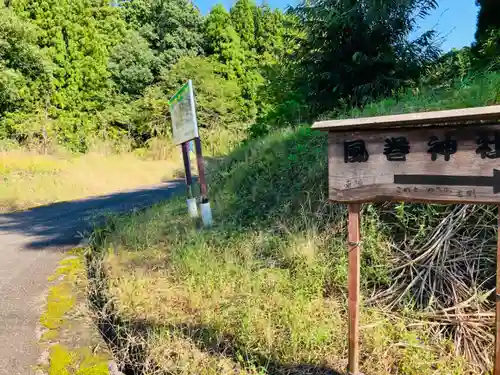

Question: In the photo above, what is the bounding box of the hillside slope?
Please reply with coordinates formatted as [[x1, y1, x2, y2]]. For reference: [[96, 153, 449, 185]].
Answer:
[[89, 71, 500, 375]]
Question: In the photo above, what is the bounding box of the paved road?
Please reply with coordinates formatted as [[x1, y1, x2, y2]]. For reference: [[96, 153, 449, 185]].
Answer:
[[0, 181, 185, 375]]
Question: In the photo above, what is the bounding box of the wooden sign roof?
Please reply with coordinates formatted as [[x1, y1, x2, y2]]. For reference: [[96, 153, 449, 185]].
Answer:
[[312, 105, 500, 132]]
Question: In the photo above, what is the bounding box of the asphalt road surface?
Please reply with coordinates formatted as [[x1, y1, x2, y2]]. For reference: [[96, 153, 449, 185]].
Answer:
[[0, 181, 185, 375]]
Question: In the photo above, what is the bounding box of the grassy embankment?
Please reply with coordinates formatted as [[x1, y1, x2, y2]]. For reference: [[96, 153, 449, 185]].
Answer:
[[0, 142, 186, 212], [89, 71, 500, 375]]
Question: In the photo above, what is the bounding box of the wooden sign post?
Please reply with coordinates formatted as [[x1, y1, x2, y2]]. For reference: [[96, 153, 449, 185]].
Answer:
[[312, 105, 500, 375]]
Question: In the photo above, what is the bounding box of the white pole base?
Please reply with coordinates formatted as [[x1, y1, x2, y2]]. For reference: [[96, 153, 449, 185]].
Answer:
[[187, 198, 198, 218], [200, 201, 213, 227]]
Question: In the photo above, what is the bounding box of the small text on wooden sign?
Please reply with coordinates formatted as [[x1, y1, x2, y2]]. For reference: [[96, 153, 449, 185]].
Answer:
[[328, 125, 500, 204]]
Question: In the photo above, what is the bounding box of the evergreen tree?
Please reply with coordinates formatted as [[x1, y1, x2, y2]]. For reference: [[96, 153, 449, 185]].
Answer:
[[161, 56, 247, 141], [109, 30, 158, 96], [254, 4, 284, 66], [11, 0, 126, 112], [205, 4, 245, 78], [0, 0, 449, 150], [230, 0, 256, 51], [0, 5, 50, 117]]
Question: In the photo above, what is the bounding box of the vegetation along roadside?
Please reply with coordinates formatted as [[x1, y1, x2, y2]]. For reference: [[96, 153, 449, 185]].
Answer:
[[0, 148, 184, 212], [87, 126, 483, 374], [86, 64, 500, 375], [2, 0, 500, 373]]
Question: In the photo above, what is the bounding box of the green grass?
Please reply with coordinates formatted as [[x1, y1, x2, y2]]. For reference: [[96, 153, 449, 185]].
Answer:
[[323, 70, 500, 120], [95, 198, 469, 374], [89, 71, 500, 374], [91, 135, 471, 374]]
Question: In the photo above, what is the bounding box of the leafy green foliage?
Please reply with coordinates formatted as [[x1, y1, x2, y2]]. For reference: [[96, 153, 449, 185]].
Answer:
[[290, 0, 440, 114], [0, 7, 48, 80], [0, 6, 50, 117], [0, 0, 208, 151], [0, 0, 495, 154], [12, 0, 125, 112], [93, 69, 500, 374], [330, 70, 500, 119], [421, 48, 475, 88], [229, 0, 255, 51], [475, 0, 500, 44], [254, 5, 285, 66], [205, 4, 245, 79], [117, 0, 204, 70], [109, 30, 157, 96], [205, 0, 289, 124], [476, 28, 500, 69]]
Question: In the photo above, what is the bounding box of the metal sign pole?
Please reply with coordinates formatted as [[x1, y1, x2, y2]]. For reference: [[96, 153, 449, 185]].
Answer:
[[169, 80, 211, 225], [194, 136, 212, 226], [182, 142, 193, 196], [347, 203, 361, 375], [182, 141, 197, 218], [194, 137, 208, 199]]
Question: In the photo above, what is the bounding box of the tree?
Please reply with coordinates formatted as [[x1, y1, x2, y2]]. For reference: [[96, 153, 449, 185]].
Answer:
[[207, 2, 280, 121], [4, 0, 128, 150], [109, 30, 158, 96], [117, 0, 204, 70], [0, 6, 51, 116], [11, 0, 126, 112], [291, 0, 440, 114], [230, 0, 256, 51], [254, 5, 285, 66], [475, 0, 500, 43], [161, 56, 247, 137], [205, 4, 245, 78]]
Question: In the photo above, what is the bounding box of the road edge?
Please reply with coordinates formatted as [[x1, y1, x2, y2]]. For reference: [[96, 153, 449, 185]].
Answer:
[[35, 248, 123, 375]]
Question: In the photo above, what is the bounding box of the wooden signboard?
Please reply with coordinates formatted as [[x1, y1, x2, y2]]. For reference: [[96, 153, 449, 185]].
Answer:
[[328, 125, 500, 204], [312, 105, 500, 375]]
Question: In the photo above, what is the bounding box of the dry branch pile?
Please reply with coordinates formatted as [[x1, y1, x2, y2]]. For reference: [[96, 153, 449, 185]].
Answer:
[[371, 204, 497, 371]]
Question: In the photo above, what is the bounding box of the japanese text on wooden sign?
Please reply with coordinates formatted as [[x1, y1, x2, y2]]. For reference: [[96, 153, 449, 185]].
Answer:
[[169, 80, 199, 145], [327, 125, 500, 204]]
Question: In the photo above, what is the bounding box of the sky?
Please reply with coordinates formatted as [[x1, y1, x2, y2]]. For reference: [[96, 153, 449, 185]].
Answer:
[[194, 0, 479, 53]]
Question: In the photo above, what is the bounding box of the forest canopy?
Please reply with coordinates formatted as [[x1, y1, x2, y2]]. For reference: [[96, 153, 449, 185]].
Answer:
[[0, 0, 496, 153]]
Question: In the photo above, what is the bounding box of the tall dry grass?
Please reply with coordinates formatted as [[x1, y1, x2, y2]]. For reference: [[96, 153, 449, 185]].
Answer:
[[0, 147, 184, 212]]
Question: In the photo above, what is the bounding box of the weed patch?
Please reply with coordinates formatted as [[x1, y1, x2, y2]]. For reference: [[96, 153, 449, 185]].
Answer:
[[87, 195, 474, 374], [38, 250, 112, 375]]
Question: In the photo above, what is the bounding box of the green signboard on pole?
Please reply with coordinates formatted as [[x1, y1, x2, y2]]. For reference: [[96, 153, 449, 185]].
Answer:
[[168, 80, 199, 145]]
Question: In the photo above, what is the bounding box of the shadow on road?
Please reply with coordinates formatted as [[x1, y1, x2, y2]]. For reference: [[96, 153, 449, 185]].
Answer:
[[0, 180, 186, 250]]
